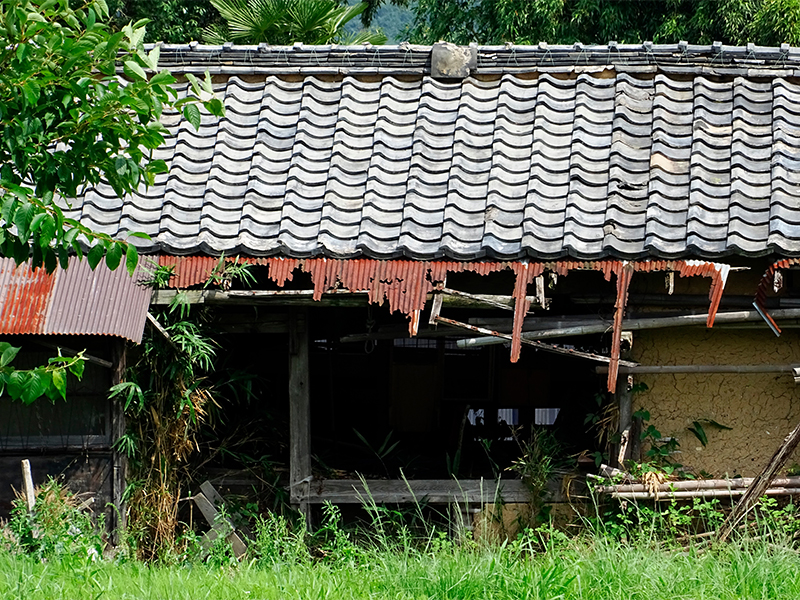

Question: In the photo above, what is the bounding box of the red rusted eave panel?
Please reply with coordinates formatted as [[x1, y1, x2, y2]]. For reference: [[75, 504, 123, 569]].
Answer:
[[754, 258, 800, 336], [158, 256, 729, 390]]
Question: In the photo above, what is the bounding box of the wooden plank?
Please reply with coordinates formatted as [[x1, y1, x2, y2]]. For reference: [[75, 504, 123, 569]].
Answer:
[[304, 479, 533, 504], [428, 278, 445, 326], [289, 310, 312, 526], [193, 492, 248, 559], [717, 419, 800, 543], [21, 460, 35, 512], [193, 491, 220, 525], [201, 528, 248, 560], [616, 375, 632, 467], [152, 289, 542, 312], [199, 480, 225, 507], [110, 340, 127, 541]]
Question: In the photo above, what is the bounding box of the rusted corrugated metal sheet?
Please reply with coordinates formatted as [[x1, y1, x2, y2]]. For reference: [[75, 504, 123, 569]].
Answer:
[[754, 258, 800, 335], [156, 255, 730, 390], [0, 257, 151, 343]]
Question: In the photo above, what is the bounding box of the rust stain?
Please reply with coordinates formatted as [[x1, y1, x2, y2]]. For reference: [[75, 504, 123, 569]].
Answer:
[[510, 262, 544, 362], [0, 257, 151, 342], [754, 258, 800, 335], [607, 263, 634, 394], [0, 262, 56, 334], [156, 255, 730, 388]]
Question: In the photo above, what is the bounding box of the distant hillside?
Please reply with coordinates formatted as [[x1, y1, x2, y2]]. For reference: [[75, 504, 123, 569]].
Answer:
[[346, 2, 415, 44]]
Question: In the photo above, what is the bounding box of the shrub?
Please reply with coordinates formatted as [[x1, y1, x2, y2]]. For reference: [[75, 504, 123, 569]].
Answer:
[[4, 478, 103, 562]]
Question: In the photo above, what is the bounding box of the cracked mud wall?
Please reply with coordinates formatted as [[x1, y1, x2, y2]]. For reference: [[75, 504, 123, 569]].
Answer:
[[631, 328, 800, 477]]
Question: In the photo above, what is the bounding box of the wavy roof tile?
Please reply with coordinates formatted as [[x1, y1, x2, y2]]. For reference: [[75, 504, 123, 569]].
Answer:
[[66, 43, 800, 261]]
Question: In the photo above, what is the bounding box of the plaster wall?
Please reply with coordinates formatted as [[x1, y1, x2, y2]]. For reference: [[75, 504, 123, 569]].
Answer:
[[631, 328, 800, 477]]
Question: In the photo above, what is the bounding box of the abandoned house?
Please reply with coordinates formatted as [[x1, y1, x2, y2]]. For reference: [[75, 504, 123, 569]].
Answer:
[[3, 42, 800, 524]]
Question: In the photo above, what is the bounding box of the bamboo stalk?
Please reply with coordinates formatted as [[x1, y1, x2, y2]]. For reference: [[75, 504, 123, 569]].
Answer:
[[596, 364, 800, 374], [611, 488, 800, 500], [459, 308, 800, 348], [598, 477, 800, 494]]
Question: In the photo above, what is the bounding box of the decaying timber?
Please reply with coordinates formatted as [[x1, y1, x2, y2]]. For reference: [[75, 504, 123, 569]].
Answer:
[[717, 420, 800, 543], [300, 477, 585, 505]]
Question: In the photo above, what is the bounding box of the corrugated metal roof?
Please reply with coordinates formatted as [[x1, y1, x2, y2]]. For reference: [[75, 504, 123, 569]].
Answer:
[[0, 257, 152, 343]]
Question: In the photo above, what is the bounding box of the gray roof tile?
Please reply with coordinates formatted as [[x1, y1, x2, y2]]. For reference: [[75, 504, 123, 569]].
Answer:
[[69, 50, 800, 260]]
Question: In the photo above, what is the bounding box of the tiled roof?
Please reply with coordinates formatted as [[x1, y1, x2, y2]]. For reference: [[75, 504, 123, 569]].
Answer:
[[66, 44, 800, 261]]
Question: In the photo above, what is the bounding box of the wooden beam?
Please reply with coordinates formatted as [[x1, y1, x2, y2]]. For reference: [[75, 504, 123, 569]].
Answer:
[[616, 375, 633, 467], [304, 479, 532, 504], [289, 310, 312, 527], [151, 288, 541, 311], [193, 491, 248, 559], [717, 419, 800, 543]]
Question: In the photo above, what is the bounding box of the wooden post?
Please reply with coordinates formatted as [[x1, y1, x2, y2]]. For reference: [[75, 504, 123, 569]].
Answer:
[[110, 340, 127, 541], [717, 418, 800, 543], [289, 309, 312, 528], [616, 375, 633, 468], [21, 459, 35, 513]]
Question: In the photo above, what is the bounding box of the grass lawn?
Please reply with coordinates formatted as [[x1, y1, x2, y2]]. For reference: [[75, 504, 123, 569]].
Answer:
[[3, 535, 800, 600]]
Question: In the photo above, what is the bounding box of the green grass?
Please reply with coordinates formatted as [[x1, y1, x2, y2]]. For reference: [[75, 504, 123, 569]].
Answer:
[[4, 535, 800, 599]]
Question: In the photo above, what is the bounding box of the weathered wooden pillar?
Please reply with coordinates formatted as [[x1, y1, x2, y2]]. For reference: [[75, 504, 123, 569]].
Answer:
[[110, 339, 127, 542], [615, 375, 633, 468], [289, 309, 312, 527]]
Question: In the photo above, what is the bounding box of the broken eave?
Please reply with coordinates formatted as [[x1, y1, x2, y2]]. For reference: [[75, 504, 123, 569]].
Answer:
[[152, 256, 732, 393]]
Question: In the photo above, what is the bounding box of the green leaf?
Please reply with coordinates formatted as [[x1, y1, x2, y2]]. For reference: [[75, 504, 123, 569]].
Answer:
[[688, 422, 708, 447], [68, 358, 85, 379], [185, 73, 201, 94], [0, 344, 20, 367], [125, 242, 138, 276], [51, 368, 67, 400], [105, 241, 124, 270], [29, 213, 46, 234], [123, 60, 147, 82], [183, 104, 201, 131], [7, 370, 29, 401], [22, 370, 50, 404], [14, 202, 35, 239], [94, 0, 109, 18], [87, 243, 105, 270], [150, 71, 175, 86], [115, 156, 128, 176]]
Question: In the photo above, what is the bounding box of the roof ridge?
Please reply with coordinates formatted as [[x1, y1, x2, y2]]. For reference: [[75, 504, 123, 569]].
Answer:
[[146, 41, 800, 76]]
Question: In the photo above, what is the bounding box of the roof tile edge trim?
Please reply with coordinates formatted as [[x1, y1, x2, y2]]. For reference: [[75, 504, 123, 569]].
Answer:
[[147, 41, 800, 74]]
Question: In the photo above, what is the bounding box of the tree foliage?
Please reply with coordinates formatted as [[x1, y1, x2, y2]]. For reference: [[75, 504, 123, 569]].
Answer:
[[0, 0, 223, 402], [409, 0, 800, 46], [204, 0, 387, 45], [109, 0, 220, 44]]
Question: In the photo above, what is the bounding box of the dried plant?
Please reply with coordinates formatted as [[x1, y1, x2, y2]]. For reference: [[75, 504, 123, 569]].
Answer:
[[111, 313, 218, 560]]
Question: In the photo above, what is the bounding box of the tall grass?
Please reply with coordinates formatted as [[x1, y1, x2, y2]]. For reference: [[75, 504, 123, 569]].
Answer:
[[4, 483, 800, 599], [3, 523, 800, 599]]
